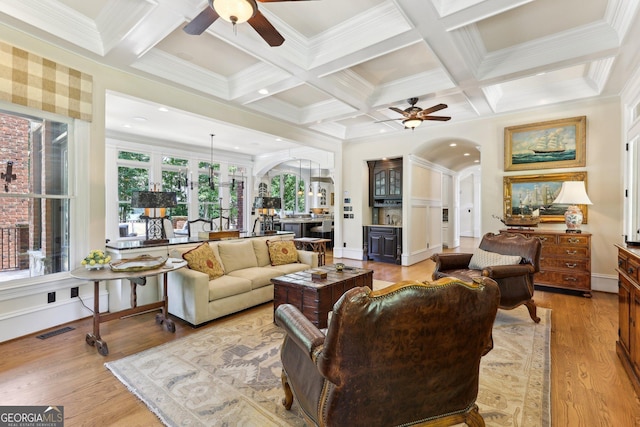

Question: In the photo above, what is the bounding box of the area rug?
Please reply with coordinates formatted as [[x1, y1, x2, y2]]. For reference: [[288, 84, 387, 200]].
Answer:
[[106, 302, 551, 427]]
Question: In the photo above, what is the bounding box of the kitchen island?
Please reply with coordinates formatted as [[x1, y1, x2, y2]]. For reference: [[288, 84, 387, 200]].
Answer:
[[277, 217, 332, 239]]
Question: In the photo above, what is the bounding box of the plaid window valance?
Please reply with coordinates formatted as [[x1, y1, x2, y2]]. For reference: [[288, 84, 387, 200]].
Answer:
[[0, 41, 92, 122]]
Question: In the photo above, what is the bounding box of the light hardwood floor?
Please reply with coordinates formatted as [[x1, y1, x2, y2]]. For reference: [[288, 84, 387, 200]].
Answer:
[[1, 238, 639, 426]]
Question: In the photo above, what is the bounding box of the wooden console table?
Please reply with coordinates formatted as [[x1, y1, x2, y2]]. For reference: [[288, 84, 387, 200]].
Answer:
[[70, 261, 186, 356], [293, 237, 331, 266], [616, 244, 640, 395], [501, 229, 591, 297]]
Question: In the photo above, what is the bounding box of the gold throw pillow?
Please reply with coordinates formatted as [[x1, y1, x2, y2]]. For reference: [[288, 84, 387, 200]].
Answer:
[[267, 240, 298, 266], [182, 242, 224, 280]]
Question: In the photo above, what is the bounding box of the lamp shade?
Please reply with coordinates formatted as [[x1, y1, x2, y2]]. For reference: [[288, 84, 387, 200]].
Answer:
[[552, 181, 592, 205], [213, 0, 257, 24], [403, 118, 422, 129], [131, 191, 177, 208], [254, 197, 281, 209]]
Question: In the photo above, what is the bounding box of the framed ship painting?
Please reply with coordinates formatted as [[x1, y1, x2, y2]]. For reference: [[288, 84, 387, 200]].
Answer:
[[503, 171, 588, 223], [504, 116, 586, 171]]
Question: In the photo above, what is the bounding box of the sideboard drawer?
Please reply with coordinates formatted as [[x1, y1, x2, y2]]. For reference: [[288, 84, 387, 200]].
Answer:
[[501, 229, 591, 296]]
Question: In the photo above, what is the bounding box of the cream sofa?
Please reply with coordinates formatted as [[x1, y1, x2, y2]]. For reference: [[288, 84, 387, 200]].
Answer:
[[167, 235, 318, 326]]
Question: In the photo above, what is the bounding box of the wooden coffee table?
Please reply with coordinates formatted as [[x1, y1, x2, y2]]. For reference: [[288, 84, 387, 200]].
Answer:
[[272, 265, 373, 328]]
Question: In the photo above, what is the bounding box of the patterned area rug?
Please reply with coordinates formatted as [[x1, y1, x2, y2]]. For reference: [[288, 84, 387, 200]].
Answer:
[[106, 300, 551, 426]]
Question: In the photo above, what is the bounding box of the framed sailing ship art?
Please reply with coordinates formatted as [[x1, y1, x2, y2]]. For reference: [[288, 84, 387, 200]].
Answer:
[[503, 171, 588, 223], [504, 116, 586, 171]]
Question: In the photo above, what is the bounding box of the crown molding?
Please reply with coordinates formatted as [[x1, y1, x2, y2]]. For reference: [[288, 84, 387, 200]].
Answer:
[[476, 21, 620, 80], [308, 2, 411, 69], [132, 49, 229, 98], [0, 0, 103, 54]]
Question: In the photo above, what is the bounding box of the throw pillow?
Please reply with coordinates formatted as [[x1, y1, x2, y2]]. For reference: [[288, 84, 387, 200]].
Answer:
[[267, 240, 299, 266], [468, 248, 522, 270], [182, 242, 224, 280]]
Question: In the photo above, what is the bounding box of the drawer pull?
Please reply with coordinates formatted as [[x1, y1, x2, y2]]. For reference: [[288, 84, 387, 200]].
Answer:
[[619, 260, 624, 267], [629, 267, 636, 275], [566, 250, 578, 255], [565, 263, 577, 268], [568, 237, 581, 244], [565, 277, 578, 281]]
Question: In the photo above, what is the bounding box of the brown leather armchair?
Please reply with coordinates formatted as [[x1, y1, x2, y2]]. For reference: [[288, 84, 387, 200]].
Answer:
[[274, 277, 500, 427], [432, 232, 542, 323]]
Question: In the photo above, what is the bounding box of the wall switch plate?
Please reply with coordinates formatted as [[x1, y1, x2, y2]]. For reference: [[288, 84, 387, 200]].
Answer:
[[71, 287, 79, 298], [47, 292, 56, 303]]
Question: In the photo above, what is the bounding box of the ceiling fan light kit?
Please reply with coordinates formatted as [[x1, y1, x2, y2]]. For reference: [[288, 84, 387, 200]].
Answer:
[[376, 98, 451, 130], [403, 118, 422, 129], [185, 0, 313, 47], [212, 0, 256, 24]]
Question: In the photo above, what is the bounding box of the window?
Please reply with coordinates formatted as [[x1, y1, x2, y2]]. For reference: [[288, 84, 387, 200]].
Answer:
[[198, 160, 219, 219], [0, 109, 72, 282], [117, 151, 150, 238], [270, 173, 306, 213], [162, 156, 188, 217]]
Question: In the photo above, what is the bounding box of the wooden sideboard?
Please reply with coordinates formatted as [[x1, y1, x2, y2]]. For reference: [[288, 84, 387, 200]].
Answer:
[[616, 244, 640, 395], [501, 229, 591, 297]]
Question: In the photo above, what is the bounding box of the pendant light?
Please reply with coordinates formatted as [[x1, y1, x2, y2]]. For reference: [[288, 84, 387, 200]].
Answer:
[[307, 160, 313, 196], [297, 159, 303, 196], [208, 133, 216, 191], [316, 162, 322, 197]]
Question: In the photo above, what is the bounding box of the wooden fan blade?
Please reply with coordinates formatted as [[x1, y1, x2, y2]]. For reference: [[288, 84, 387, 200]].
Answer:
[[389, 107, 410, 117], [424, 115, 451, 121], [248, 10, 285, 46], [417, 103, 448, 116], [183, 7, 219, 35]]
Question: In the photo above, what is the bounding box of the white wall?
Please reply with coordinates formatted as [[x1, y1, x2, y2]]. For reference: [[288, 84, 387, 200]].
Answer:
[[342, 96, 622, 292]]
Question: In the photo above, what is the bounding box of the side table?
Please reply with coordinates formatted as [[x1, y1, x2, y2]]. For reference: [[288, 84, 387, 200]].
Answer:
[[293, 237, 331, 266], [70, 260, 186, 356]]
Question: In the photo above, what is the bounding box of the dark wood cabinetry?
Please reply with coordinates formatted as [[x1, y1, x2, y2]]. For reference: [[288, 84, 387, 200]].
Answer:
[[368, 158, 402, 206], [281, 222, 303, 237], [501, 229, 591, 296], [363, 226, 402, 264], [616, 244, 640, 395]]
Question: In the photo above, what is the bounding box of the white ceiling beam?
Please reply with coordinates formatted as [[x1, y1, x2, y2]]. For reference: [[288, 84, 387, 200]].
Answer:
[[438, 0, 536, 31]]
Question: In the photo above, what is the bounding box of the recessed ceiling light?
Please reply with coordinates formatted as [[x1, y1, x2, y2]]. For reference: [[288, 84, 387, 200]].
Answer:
[[123, 124, 132, 128], [234, 146, 240, 150], [133, 116, 147, 121], [259, 89, 269, 95], [463, 153, 470, 156], [474, 160, 480, 163], [449, 143, 457, 147], [276, 138, 282, 142], [158, 107, 169, 112], [379, 129, 386, 133]]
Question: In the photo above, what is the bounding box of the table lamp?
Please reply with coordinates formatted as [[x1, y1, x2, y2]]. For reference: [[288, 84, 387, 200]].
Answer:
[[131, 190, 177, 243], [254, 197, 281, 234], [552, 181, 592, 233]]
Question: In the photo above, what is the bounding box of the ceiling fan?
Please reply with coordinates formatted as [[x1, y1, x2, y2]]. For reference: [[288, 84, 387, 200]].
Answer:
[[184, 0, 314, 47], [377, 98, 451, 130]]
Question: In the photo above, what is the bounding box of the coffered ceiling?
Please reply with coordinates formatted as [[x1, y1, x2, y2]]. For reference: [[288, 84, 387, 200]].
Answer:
[[1, 0, 638, 168]]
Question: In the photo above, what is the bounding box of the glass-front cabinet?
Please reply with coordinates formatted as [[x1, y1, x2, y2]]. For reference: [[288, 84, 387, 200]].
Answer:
[[368, 158, 402, 206]]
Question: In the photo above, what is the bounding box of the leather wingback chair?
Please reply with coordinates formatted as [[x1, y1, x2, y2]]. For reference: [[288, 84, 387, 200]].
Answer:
[[432, 232, 542, 323], [274, 277, 500, 427]]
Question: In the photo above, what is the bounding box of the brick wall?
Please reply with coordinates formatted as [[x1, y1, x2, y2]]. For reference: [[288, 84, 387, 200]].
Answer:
[[0, 112, 30, 228], [0, 113, 30, 270]]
